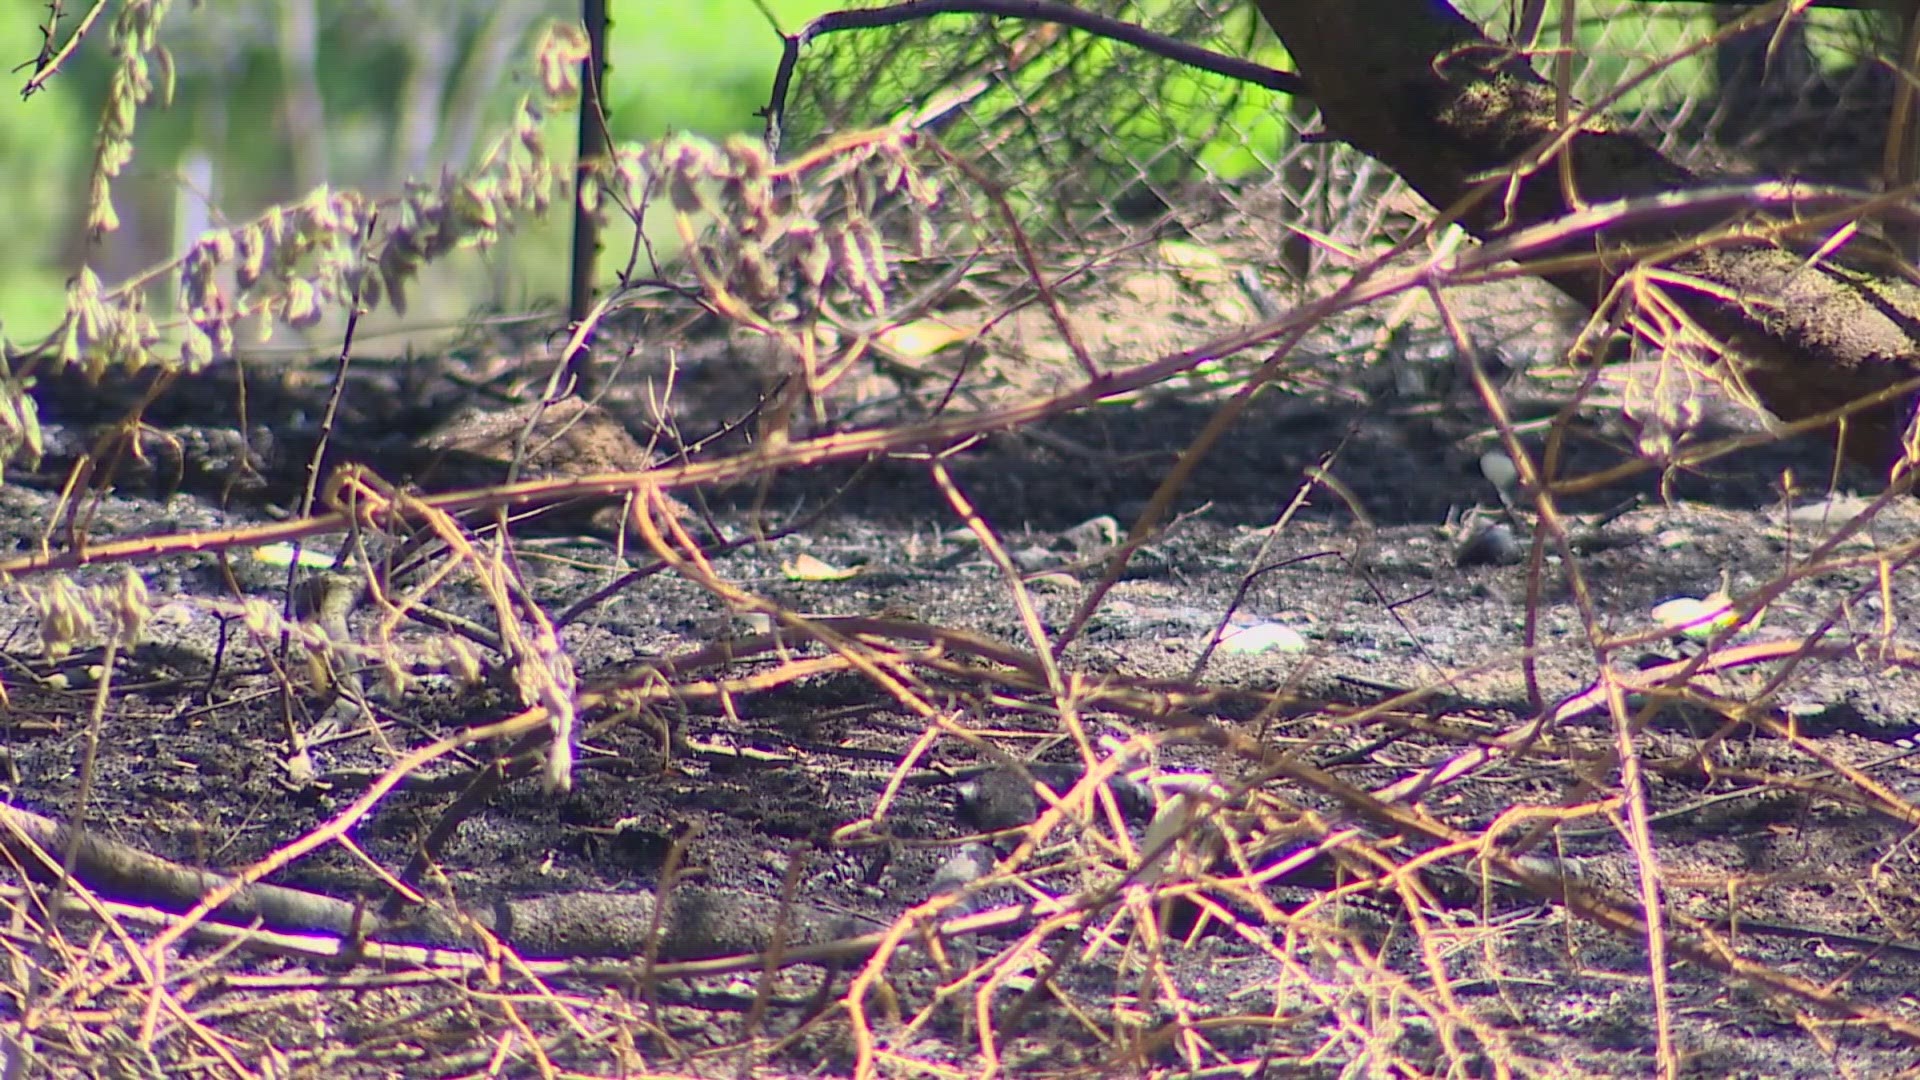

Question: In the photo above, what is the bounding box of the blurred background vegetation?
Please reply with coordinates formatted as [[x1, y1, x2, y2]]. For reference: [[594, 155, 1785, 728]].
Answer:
[[0, 0, 1892, 357], [0, 0, 837, 351]]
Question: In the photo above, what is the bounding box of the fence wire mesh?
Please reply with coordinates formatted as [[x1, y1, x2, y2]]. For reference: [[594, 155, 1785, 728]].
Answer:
[[762, 1, 1909, 408], [780, 1, 1900, 254]]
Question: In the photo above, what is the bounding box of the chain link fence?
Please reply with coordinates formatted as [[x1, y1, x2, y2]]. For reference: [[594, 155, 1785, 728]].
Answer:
[[783, 1, 1897, 248], [752, 1, 1904, 404]]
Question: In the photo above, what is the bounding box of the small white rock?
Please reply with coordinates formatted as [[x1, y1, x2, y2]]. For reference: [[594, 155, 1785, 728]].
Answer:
[[1479, 450, 1519, 494], [1650, 596, 1736, 640], [1218, 622, 1308, 655]]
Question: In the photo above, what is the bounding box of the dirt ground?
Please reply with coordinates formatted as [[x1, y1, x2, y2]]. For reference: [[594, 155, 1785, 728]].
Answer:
[[7, 273, 1920, 1078]]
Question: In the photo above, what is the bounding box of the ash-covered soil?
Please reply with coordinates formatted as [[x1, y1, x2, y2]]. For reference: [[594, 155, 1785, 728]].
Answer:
[[6, 286, 1920, 1077]]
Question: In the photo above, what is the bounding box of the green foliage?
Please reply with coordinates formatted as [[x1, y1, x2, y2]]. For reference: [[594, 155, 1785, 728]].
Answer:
[[767, 3, 1297, 227], [0, 15, 591, 485], [0, 0, 88, 340], [1095, 10, 1294, 183], [0, 0, 1898, 406], [1458, 0, 1882, 116], [611, 0, 838, 139]]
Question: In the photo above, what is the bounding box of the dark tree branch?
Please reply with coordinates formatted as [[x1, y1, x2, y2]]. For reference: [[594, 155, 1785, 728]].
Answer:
[[760, 0, 1307, 151], [564, 0, 611, 397]]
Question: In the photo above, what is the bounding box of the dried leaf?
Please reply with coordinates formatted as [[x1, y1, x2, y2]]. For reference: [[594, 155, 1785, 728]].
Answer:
[[783, 553, 859, 582]]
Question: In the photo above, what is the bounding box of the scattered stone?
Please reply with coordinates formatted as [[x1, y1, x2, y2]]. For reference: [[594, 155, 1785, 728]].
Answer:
[[927, 843, 997, 905], [1061, 515, 1122, 554], [1455, 523, 1522, 566], [1217, 621, 1308, 655], [1650, 595, 1736, 641], [956, 767, 1038, 833], [1010, 545, 1060, 573]]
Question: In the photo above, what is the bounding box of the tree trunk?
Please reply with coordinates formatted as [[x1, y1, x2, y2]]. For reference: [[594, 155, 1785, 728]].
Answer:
[[1249, 0, 1920, 476]]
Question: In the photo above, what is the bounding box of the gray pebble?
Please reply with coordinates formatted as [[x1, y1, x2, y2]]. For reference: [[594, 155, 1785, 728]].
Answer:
[[1455, 523, 1523, 567], [956, 767, 1038, 833]]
